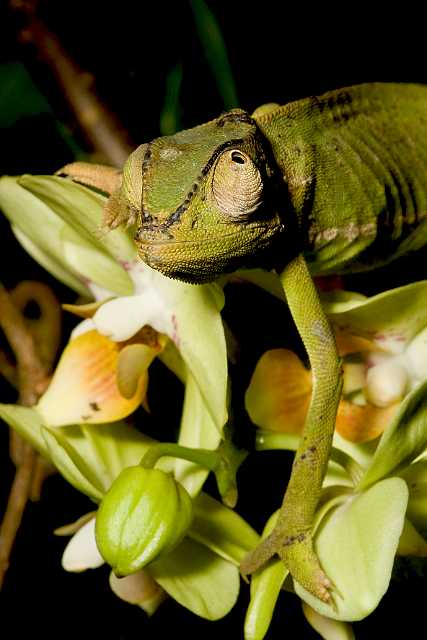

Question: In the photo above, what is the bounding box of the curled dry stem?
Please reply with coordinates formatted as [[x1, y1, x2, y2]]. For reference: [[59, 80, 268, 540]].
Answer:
[[0, 281, 61, 588]]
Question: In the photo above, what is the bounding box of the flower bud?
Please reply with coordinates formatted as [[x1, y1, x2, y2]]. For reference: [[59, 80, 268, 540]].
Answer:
[[365, 360, 408, 408], [95, 466, 193, 575]]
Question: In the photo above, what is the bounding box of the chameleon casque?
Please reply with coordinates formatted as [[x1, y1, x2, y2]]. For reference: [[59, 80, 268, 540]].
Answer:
[[60, 82, 427, 602]]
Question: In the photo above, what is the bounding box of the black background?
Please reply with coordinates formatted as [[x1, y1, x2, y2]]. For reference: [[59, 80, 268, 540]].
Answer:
[[0, 1, 426, 638]]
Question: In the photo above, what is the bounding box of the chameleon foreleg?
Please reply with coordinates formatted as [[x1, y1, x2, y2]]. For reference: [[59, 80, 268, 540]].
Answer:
[[56, 162, 137, 230], [241, 254, 342, 602], [56, 162, 122, 194]]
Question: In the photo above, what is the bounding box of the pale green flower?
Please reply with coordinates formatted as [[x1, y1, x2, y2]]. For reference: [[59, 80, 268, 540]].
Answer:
[[0, 173, 228, 497]]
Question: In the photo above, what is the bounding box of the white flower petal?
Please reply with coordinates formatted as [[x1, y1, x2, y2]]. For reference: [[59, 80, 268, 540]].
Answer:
[[109, 570, 166, 615], [88, 281, 119, 302], [62, 517, 104, 572], [93, 294, 171, 342], [71, 318, 96, 339]]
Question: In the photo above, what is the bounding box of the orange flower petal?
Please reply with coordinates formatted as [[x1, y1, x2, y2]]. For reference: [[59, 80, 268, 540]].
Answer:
[[334, 328, 379, 356], [245, 349, 312, 434], [336, 400, 398, 443], [37, 330, 148, 426]]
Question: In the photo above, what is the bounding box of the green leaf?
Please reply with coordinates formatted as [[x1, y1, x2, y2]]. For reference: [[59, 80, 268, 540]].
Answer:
[[0, 62, 51, 128], [148, 537, 239, 620], [190, 492, 259, 565], [0, 404, 50, 459], [296, 477, 408, 621], [0, 62, 84, 157], [358, 380, 427, 490], [190, 0, 238, 109], [174, 373, 221, 496], [19, 175, 136, 262], [160, 63, 183, 136]]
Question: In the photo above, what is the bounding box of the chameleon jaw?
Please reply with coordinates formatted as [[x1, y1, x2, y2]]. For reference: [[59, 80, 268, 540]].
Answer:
[[135, 222, 285, 283]]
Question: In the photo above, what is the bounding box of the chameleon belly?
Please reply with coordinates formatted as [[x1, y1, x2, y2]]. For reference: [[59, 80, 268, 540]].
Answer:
[[255, 83, 427, 275]]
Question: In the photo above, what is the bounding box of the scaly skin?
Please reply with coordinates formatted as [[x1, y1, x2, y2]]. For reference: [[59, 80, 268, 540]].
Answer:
[[58, 83, 427, 601], [240, 254, 342, 601]]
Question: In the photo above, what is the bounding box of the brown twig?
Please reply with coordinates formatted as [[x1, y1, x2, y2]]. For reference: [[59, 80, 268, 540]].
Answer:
[[0, 284, 49, 406], [10, 0, 134, 167], [0, 282, 60, 588], [0, 441, 36, 584], [0, 351, 18, 389]]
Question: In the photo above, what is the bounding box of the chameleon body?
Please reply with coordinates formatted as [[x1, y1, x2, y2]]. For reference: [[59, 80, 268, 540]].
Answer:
[[60, 83, 427, 602]]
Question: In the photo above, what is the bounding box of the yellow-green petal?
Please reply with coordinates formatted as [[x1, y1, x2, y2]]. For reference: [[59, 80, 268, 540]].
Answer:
[[148, 537, 239, 620], [296, 477, 408, 621], [302, 603, 355, 640]]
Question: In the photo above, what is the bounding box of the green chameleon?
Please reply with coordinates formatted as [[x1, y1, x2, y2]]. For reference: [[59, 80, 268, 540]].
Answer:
[[60, 82, 427, 603]]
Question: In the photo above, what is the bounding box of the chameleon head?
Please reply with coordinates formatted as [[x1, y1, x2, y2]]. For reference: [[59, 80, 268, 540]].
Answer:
[[117, 109, 287, 283]]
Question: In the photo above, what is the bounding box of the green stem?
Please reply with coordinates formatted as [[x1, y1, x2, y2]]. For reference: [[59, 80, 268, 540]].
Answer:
[[140, 443, 220, 472]]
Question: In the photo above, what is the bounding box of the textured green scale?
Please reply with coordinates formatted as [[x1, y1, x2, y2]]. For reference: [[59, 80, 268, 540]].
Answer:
[[255, 83, 427, 274]]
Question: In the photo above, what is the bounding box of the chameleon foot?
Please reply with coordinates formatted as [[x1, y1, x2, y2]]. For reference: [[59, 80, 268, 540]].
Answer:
[[240, 529, 332, 603]]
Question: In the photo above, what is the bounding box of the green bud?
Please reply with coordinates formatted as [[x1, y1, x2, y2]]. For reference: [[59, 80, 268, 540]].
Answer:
[[95, 466, 193, 575]]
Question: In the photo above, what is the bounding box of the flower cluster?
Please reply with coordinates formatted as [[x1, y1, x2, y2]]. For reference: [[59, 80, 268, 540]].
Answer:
[[0, 174, 426, 638]]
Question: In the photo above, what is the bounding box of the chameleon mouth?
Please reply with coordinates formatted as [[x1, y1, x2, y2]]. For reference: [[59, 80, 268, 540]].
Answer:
[[136, 225, 273, 248], [135, 220, 286, 284]]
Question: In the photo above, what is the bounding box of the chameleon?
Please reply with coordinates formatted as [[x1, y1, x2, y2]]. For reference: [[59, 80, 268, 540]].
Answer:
[[59, 82, 427, 602]]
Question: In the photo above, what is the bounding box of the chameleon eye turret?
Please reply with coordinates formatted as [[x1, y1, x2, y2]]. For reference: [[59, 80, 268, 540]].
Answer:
[[212, 149, 264, 218]]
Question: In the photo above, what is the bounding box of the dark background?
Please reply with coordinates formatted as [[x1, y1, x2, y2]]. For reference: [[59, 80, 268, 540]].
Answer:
[[0, 1, 426, 637]]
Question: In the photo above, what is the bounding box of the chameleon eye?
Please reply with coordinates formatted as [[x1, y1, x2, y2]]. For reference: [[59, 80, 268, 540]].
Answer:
[[213, 149, 263, 217]]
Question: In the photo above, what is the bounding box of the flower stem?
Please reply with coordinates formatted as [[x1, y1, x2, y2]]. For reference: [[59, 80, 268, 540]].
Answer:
[[140, 443, 221, 472]]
